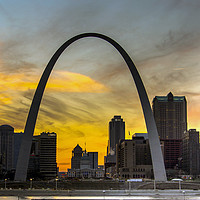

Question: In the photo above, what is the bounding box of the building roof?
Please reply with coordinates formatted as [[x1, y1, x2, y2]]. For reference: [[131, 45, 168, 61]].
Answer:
[[0, 124, 14, 131], [153, 92, 185, 102]]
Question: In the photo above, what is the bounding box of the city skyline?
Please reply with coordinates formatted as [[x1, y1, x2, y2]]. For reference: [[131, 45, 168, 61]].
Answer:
[[1, 0, 200, 171]]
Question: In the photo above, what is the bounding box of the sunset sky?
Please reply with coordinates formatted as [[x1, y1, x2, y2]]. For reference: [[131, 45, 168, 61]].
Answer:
[[1, 0, 200, 171]]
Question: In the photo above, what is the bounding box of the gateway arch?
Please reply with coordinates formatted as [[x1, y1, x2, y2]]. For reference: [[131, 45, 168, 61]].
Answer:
[[15, 33, 166, 182]]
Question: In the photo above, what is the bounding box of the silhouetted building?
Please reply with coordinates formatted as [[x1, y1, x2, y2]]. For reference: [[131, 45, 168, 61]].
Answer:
[[108, 116, 125, 156], [160, 139, 182, 169], [71, 144, 83, 169], [80, 150, 90, 169], [88, 152, 98, 169], [0, 125, 14, 172], [116, 135, 153, 179], [69, 146, 102, 178], [28, 137, 40, 177], [153, 92, 187, 139], [105, 116, 125, 177], [182, 129, 200, 175], [13, 132, 24, 169], [38, 132, 57, 179]]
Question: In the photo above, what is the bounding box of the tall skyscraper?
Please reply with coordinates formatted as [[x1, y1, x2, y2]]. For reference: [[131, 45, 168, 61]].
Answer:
[[0, 125, 14, 172], [38, 132, 57, 179], [108, 115, 125, 155], [104, 116, 125, 177], [152, 92, 187, 139]]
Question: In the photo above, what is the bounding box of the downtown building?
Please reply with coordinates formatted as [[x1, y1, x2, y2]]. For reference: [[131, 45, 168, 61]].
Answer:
[[152, 92, 187, 170], [71, 144, 83, 169], [104, 115, 125, 177], [0, 125, 14, 174], [0, 126, 57, 180], [15, 131, 57, 180], [36, 132, 57, 179], [68, 144, 104, 178], [116, 134, 153, 179], [182, 129, 200, 176], [152, 92, 187, 140]]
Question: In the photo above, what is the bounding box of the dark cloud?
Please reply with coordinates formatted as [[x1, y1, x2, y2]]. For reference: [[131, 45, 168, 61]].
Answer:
[[155, 31, 199, 55], [0, 61, 38, 74]]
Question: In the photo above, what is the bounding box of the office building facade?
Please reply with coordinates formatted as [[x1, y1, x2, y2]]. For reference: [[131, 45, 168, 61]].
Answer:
[[0, 125, 14, 172], [116, 136, 153, 179], [88, 152, 98, 169], [108, 115, 125, 155], [160, 139, 182, 169], [182, 129, 200, 175], [152, 92, 187, 139], [38, 132, 57, 179], [104, 116, 125, 177]]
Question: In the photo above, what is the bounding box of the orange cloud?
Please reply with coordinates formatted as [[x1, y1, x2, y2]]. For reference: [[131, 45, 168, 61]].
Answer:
[[47, 71, 109, 93], [0, 94, 12, 105], [0, 71, 109, 93]]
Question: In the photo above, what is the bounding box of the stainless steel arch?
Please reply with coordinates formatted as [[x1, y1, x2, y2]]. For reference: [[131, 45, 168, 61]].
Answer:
[[14, 33, 166, 181]]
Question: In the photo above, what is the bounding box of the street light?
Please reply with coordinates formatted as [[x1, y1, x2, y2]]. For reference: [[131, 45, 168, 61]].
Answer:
[[30, 178, 33, 189], [55, 178, 58, 190], [4, 179, 7, 189]]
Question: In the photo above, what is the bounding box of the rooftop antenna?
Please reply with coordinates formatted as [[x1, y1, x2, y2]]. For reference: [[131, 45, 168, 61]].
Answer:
[[85, 142, 86, 153]]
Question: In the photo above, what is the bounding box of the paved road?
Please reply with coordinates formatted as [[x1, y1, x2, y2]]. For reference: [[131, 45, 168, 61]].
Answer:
[[1, 189, 200, 199]]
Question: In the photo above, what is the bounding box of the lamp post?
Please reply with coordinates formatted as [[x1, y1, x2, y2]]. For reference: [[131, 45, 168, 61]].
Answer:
[[55, 178, 58, 190], [4, 179, 7, 189], [30, 178, 33, 189]]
